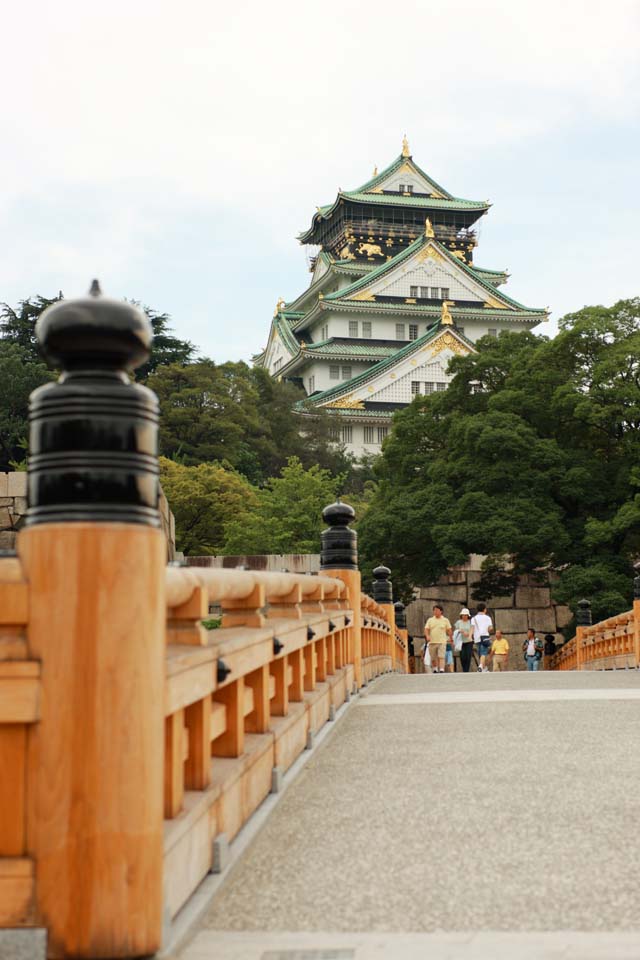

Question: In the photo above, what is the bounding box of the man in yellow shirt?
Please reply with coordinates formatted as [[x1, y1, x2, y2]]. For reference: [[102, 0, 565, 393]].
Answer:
[[491, 630, 509, 671], [424, 604, 452, 674]]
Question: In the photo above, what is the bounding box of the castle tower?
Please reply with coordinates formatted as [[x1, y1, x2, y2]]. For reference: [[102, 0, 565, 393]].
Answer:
[[255, 140, 547, 457]]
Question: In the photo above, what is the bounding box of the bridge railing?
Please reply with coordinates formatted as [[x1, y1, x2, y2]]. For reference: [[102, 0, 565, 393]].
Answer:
[[547, 591, 640, 671], [0, 286, 406, 959]]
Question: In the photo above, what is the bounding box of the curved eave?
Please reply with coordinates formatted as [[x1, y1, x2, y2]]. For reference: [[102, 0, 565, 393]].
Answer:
[[319, 235, 543, 314], [299, 192, 490, 243]]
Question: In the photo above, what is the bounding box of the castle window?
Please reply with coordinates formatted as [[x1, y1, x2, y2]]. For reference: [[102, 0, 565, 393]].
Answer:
[[341, 365, 352, 380], [341, 425, 353, 443], [308, 375, 315, 393], [437, 382, 447, 392], [362, 321, 372, 338], [441, 287, 450, 299], [430, 287, 439, 299], [377, 426, 388, 443], [398, 183, 405, 192], [424, 382, 435, 394], [406, 185, 413, 194], [348, 320, 359, 337], [329, 426, 340, 441], [329, 365, 340, 380], [364, 426, 375, 444], [420, 286, 429, 298], [395, 323, 405, 340], [411, 381, 420, 396], [410, 286, 418, 297], [488, 328, 497, 337], [409, 324, 418, 340]]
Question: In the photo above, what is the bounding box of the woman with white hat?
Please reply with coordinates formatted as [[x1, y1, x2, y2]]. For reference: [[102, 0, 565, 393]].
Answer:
[[454, 608, 474, 673]]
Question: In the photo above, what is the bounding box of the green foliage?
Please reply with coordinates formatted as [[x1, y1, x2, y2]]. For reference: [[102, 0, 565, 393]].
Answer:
[[149, 360, 355, 485], [358, 299, 640, 622], [159, 456, 256, 554], [0, 342, 55, 471], [0, 295, 63, 361], [223, 457, 342, 555], [201, 617, 221, 630], [133, 306, 197, 380]]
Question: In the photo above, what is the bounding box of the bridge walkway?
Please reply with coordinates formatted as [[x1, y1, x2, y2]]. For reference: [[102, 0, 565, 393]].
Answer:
[[180, 671, 640, 960]]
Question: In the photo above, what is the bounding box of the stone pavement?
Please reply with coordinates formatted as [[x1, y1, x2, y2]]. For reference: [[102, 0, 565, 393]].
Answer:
[[179, 671, 640, 959]]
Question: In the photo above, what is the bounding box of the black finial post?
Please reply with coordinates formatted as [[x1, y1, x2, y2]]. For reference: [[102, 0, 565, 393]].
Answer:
[[320, 499, 357, 570], [394, 600, 406, 629], [26, 282, 160, 526], [576, 598, 592, 627], [633, 562, 640, 600], [371, 564, 393, 604]]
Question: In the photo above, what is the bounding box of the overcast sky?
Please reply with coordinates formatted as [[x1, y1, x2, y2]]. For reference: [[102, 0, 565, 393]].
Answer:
[[2, 0, 639, 362]]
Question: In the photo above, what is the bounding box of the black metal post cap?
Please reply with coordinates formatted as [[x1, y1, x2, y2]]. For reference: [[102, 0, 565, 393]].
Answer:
[[36, 280, 152, 372], [634, 561, 640, 600], [273, 637, 284, 655], [576, 598, 592, 627], [394, 600, 406, 629], [25, 281, 160, 527], [372, 563, 393, 604], [320, 498, 357, 570]]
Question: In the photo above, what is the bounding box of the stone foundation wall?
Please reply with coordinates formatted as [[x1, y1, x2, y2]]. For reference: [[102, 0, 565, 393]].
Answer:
[[406, 554, 572, 669], [0, 472, 177, 560], [186, 554, 320, 573], [0, 472, 27, 549]]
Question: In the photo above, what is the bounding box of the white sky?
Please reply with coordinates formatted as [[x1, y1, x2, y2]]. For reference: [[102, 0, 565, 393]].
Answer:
[[2, 0, 639, 361]]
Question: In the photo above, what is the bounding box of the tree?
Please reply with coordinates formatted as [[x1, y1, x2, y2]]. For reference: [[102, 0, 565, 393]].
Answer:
[[223, 457, 342, 554], [0, 295, 195, 376], [358, 299, 640, 623], [159, 457, 256, 555], [0, 342, 55, 470]]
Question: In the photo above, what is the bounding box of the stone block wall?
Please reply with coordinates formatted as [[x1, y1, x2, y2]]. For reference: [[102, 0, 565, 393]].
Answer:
[[0, 472, 27, 549], [0, 472, 177, 560], [406, 555, 572, 669]]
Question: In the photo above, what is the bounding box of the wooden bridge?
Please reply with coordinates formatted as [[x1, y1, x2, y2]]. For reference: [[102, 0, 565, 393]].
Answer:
[[1, 288, 639, 959]]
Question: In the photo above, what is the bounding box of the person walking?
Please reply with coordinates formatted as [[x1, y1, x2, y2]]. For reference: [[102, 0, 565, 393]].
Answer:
[[491, 630, 509, 671], [471, 603, 493, 672], [523, 628, 543, 671], [424, 604, 452, 674], [454, 608, 475, 673]]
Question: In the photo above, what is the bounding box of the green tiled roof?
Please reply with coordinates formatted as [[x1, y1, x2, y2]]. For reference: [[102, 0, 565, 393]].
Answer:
[[299, 191, 488, 243], [297, 403, 394, 419], [302, 340, 396, 358], [318, 236, 544, 315], [353, 152, 455, 200], [305, 321, 444, 406]]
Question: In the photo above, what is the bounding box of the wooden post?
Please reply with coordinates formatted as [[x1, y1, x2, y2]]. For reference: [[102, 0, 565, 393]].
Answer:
[[575, 598, 592, 671], [319, 501, 362, 687], [18, 285, 165, 958], [372, 565, 395, 669]]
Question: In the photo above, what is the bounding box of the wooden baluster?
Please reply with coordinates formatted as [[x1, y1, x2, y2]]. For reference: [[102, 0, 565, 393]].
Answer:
[[288, 648, 304, 701], [212, 678, 244, 757], [316, 636, 327, 683], [304, 641, 316, 692], [245, 665, 271, 733], [270, 657, 289, 716], [165, 710, 186, 816], [184, 696, 212, 790]]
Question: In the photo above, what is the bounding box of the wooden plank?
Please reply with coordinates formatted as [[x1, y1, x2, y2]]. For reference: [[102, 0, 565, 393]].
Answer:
[[164, 710, 185, 818], [0, 727, 26, 855], [0, 671, 40, 723], [167, 584, 209, 646], [0, 857, 33, 925], [165, 659, 215, 717], [0, 583, 28, 625], [243, 686, 255, 718], [184, 697, 212, 791], [212, 679, 244, 757]]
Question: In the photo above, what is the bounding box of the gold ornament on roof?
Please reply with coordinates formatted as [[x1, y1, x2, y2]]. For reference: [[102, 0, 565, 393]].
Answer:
[[273, 296, 286, 317], [328, 395, 365, 409], [430, 331, 468, 357], [425, 218, 435, 238], [402, 135, 410, 158], [373, 165, 378, 176], [441, 301, 454, 325]]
